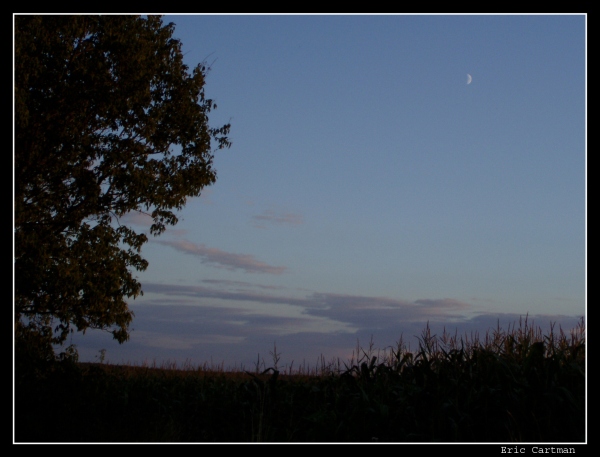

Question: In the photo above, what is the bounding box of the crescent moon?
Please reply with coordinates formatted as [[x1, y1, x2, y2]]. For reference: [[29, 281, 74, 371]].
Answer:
[[466, 74, 472, 85]]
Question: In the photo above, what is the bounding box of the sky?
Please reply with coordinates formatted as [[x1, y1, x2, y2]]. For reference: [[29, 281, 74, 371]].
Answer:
[[69, 13, 586, 371]]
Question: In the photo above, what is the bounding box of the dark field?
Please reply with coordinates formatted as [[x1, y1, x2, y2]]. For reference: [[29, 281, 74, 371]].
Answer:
[[14, 319, 585, 443]]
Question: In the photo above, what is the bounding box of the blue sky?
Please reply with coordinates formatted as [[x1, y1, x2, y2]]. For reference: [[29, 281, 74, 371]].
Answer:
[[70, 14, 586, 370]]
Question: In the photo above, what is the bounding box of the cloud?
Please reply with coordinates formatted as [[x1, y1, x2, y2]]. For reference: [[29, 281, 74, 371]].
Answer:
[[131, 327, 246, 350], [136, 282, 584, 341], [200, 279, 286, 291], [140, 282, 308, 307], [296, 293, 474, 336], [251, 209, 304, 228], [156, 239, 286, 274], [71, 282, 584, 370], [138, 283, 473, 331], [72, 296, 584, 371], [414, 298, 472, 311]]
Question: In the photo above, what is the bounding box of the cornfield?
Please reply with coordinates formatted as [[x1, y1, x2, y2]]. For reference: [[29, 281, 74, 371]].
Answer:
[[14, 317, 585, 442]]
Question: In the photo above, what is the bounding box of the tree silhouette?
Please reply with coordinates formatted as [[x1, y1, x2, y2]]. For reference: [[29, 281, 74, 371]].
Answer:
[[14, 15, 231, 360]]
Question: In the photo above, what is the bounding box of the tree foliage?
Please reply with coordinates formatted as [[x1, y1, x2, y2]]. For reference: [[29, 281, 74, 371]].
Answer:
[[14, 15, 231, 359]]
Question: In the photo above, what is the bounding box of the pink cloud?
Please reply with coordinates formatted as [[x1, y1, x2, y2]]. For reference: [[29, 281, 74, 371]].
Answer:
[[252, 209, 304, 228], [156, 239, 286, 275], [415, 298, 472, 311]]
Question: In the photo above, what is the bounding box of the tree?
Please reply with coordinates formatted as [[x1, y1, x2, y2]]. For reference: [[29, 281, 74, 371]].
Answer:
[[14, 15, 231, 360]]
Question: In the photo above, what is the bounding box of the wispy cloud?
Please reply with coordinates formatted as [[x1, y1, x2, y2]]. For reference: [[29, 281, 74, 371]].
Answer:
[[414, 298, 472, 311], [201, 279, 286, 291], [156, 240, 286, 274], [140, 283, 473, 328], [304, 293, 473, 329], [141, 282, 308, 307], [251, 209, 304, 228]]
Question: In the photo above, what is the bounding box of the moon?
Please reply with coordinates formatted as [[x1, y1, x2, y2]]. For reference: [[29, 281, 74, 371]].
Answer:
[[466, 74, 472, 85]]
